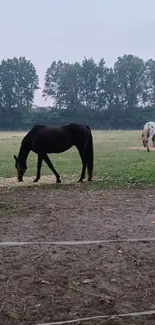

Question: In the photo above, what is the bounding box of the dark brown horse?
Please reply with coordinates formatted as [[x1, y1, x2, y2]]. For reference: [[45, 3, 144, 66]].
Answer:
[[14, 123, 94, 183]]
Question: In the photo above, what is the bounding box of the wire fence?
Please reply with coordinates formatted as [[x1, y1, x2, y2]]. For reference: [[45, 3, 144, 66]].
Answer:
[[36, 310, 155, 325], [1, 237, 155, 324], [1, 237, 155, 247]]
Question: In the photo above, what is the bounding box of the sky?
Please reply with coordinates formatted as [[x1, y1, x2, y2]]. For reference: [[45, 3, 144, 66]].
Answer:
[[0, 0, 155, 106]]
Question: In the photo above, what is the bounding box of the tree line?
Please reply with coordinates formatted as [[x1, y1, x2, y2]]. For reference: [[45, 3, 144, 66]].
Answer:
[[1, 55, 155, 130]]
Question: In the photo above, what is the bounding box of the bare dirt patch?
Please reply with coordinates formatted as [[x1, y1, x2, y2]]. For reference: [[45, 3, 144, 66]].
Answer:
[[0, 176, 65, 188], [119, 146, 155, 151], [1, 186, 155, 325], [0, 175, 81, 188]]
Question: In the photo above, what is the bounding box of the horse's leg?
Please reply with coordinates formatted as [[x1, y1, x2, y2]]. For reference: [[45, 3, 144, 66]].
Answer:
[[147, 140, 150, 152], [33, 155, 43, 182], [77, 148, 87, 183], [147, 145, 150, 152], [43, 154, 61, 183]]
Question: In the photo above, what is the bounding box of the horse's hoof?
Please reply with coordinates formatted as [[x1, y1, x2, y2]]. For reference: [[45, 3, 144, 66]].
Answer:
[[88, 178, 92, 181], [78, 179, 83, 183], [33, 179, 38, 182], [56, 178, 61, 183]]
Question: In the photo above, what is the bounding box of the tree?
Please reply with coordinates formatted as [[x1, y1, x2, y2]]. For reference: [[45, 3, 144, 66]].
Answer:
[[114, 54, 145, 112], [43, 60, 65, 109], [43, 61, 82, 110], [58, 62, 81, 110], [0, 57, 39, 127], [96, 58, 117, 110], [144, 59, 155, 107], [79, 57, 98, 109]]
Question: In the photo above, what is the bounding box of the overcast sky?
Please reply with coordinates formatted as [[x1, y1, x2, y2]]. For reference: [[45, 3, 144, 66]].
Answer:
[[0, 0, 154, 106]]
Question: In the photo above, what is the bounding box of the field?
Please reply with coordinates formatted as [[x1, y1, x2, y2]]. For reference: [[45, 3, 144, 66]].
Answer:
[[1, 130, 155, 325], [1, 129, 155, 187]]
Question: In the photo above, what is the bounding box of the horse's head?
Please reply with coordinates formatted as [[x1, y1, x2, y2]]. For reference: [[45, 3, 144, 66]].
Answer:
[[14, 155, 27, 182], [142, 129, 149, 147]]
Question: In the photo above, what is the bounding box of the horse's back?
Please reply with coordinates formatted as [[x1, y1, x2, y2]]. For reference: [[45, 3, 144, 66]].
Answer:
[[66, 123, 91, 144], [30, 123, 90, 136], [31, 124, 72, 153], [23, 123, 92, 154], [67, 123, 91, 135], [144, 121, 155, 129]]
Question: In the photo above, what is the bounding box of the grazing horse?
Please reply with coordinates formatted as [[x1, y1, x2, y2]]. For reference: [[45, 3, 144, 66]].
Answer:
[[14, 123, 94, 183], [142, 121, 155, 152]]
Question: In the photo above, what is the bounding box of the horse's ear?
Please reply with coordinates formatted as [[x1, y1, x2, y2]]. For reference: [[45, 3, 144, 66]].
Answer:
[[14, 155, 18, 161]]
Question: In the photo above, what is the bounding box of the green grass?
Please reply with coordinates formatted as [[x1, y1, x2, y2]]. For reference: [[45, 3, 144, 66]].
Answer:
[[0, 130, 155, 188]]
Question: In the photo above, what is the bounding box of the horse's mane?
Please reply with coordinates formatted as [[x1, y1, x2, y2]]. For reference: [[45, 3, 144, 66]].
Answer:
[[21, 125, 47, 149]]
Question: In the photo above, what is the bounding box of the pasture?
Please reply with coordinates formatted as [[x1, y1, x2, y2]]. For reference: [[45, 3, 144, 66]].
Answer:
[[1, 130, 155, 325], [0, 129, 155, 186]]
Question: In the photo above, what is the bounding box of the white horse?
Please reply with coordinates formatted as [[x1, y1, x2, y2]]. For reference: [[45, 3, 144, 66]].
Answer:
[[142, 121, 155, 152]]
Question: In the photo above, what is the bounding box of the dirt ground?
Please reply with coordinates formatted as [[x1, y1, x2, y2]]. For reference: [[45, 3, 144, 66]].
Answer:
[[1, 184, 155, 325], [119, 146, 155, 151]]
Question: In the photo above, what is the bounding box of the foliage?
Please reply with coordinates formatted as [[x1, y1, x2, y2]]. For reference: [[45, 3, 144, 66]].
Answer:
[[0, 54, 155, 130], [0, 57, 39, 129], [114, 55, 146, 110]]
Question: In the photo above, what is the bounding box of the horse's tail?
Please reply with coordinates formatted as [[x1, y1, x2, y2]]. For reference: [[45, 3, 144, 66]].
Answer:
[[86, 126, 94, 180]]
